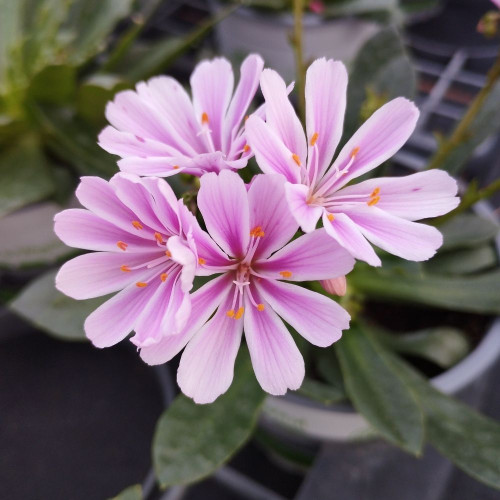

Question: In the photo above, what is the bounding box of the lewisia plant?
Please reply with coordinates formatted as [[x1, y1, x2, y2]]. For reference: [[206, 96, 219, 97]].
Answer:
[[246, 58, 460, 266], [54, 56, 459, 404], [98, 54, 264, 177]]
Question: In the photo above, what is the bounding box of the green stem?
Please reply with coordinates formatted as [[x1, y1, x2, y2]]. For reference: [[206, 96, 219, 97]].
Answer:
[[292, 0, 306, 123], [427, 50, 500, 171]]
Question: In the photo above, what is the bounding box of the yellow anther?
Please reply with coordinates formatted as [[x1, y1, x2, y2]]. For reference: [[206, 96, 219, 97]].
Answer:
[[198, 257, 206, 265], [226, 310, 235, 318], [173, 165, 180, 170], [351, 146, 360, 158], [292, 154, 302, 167], [279, 271, 292, 278], [160, 273, 168, 282], [250, 226, 265, 238], [370, 187, 380, 197], [120, 265, 131, 272], [327, 213, 335, 222], [154, 232, 164, 244], [132, 220, 143, 230], [201, 112, 209, 125], [165, 250, 172, 257], [235, 307, 244, 320], [117, 241, 128, 251], [136, 282, 148, 288], [310, 132, 319, 146], [243, 144, 250, 153], [367, 196, 380, 206], [257, 303, 265, 311]]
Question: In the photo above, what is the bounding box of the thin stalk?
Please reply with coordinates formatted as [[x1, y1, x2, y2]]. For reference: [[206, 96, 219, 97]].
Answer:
[[427, 50, 500, 171], [292, 0, 306, 123]]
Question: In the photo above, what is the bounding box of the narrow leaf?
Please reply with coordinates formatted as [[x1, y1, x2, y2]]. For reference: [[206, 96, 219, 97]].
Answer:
[[109, 484, 142, 500], [297, 377, 345, 405], [439, 214, 499, 251]]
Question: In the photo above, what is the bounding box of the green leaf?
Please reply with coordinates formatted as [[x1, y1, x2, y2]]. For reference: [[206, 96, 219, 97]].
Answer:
[[350, 264, 500, 314], [316, 350, 347, 397], [390, 355, 500, 489], [425, 245, 498, 275], [109, 484, 142, 500], [336, 324, 424, 454], [439, 214, 499, 251], [9, 269, 105, 341], [297, 377, 345, 405], [344, 27, 415, 142], [28, 64, 76, 104], [375, 326, 470, 369], [0, 137, 55, 218], [323, 0, 398, 17], [153, 351, 265, 487]]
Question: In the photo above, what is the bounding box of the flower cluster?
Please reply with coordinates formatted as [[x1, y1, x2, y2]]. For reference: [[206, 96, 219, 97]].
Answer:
[[55, 56, 459, 403]]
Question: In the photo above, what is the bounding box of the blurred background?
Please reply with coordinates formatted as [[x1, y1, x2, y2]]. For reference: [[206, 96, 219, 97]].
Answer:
[[1, 0, 499, 499]]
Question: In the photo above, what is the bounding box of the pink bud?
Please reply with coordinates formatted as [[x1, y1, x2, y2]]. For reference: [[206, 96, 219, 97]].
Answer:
[[320, 276, 347, 296]]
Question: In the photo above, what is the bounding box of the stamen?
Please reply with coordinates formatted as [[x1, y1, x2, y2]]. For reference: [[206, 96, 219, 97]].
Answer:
[[154, 232, 164, 244], [173, 165, 180, 170], [367, 196, 380, 206], [117, 241, 128, 251], [279, 271, 292, 278], [198, 257, 206, 265], [310, 132, 319, 146], [201, 112, 209, 125], [243, 144, 250, 153], [351, 146, 360, 158], [226, 309, 235, 318], [257, 303, 265, 311], [327, 213, 335, 222], [244, 115, 249, 121], [136, 282, 148, 288], [132, 220, 143, 230], [160, 273, 168, 282], [292, 154, 302, 167], [165, 250, 172, 257], [120, 265, 131, 272], [234, 307, 244, 320], [371, 187, 380, 197], [250, 226, 265, 238]]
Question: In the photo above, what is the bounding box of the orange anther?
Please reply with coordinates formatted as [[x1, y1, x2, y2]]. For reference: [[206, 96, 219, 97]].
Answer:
[[136, 282, 148, 288], [279, 271, 292, 278], [173, 165, 180, 170], [160, 273, 168, 282], [367, 196, 380, 206], [235, 307, 244, 320], [243, 144, 250, 153], [154, 232, 164, 244], [120, 265, 131, 272], [117, 241, 128, 251], [132, 220, 143, 230], [292, 154, 302, 167], [351, 146, 360, 158], [370, 187, 380, 197], [198, 257, 206, 265], [327, 213, 335, 222], [310, 132, 319, 146], [165, 250, 172, 257], [244, 115, 249, 121], [226, 310, 235, 318], [201, 112, 209, 125], [257, 304, 265, 311]]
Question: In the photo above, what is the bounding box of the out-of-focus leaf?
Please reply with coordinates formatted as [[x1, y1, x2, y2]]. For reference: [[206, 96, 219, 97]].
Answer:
[[316, 350, 346, 397], [0, 137, 54, 218], [153, 351, 265, 487], [297, 377, 345, 405], [439, 214, 499, 251], [109, 484, 142, 500], [0, 202, 70, 267], [350, 264, 500, 314], [9, 269, 104, 341], [28, 64, 76, 104], [374, 326, 470, 368], [425, 245, 497, 275], [77, 74, 130, 125], [391, 354, 500, 489], [336, 324, 424, 454], [344, 27, 415, 142], [0, 0, 23, 87], [323, 0, 398, 17]]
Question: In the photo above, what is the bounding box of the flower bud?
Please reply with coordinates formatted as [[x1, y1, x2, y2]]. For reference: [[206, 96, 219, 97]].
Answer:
[[320, 276, 347, 296]]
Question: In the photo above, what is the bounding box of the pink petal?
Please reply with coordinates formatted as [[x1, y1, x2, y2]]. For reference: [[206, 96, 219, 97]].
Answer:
[[85, 275, 162, 348], [197, 171, 250, 259], [322, 211, 381, 266], [55, 251, 160, 300], [245, 116, 301, 183], [177, 291, 243, 404], [320, 98, 419, 192], [255, 228, 355, 281], [117, 156, 190, 177], [256, 279, 349, 347], [345, 205, 443, 262], [244, 286, 304, 395], [260, 69, 307, 163], [167, 235, 196, 293], [284, 182, 323, 232], [335, 170, 459, 221], [140, 274, 233, 365], [305, 58, 347, 179], [54, 209, 153, 253], [223, 54, 264, 151], [247, 174, 298, 259], [190, 57, 234, 151]]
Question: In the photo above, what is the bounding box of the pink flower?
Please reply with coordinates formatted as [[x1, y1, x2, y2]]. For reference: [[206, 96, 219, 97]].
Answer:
[[140, 171, 355, 404], [492, 0, 500, 8], [99, 55, 264, 177], [246, 58, 460, 266], [54, 173, 200, 349]]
